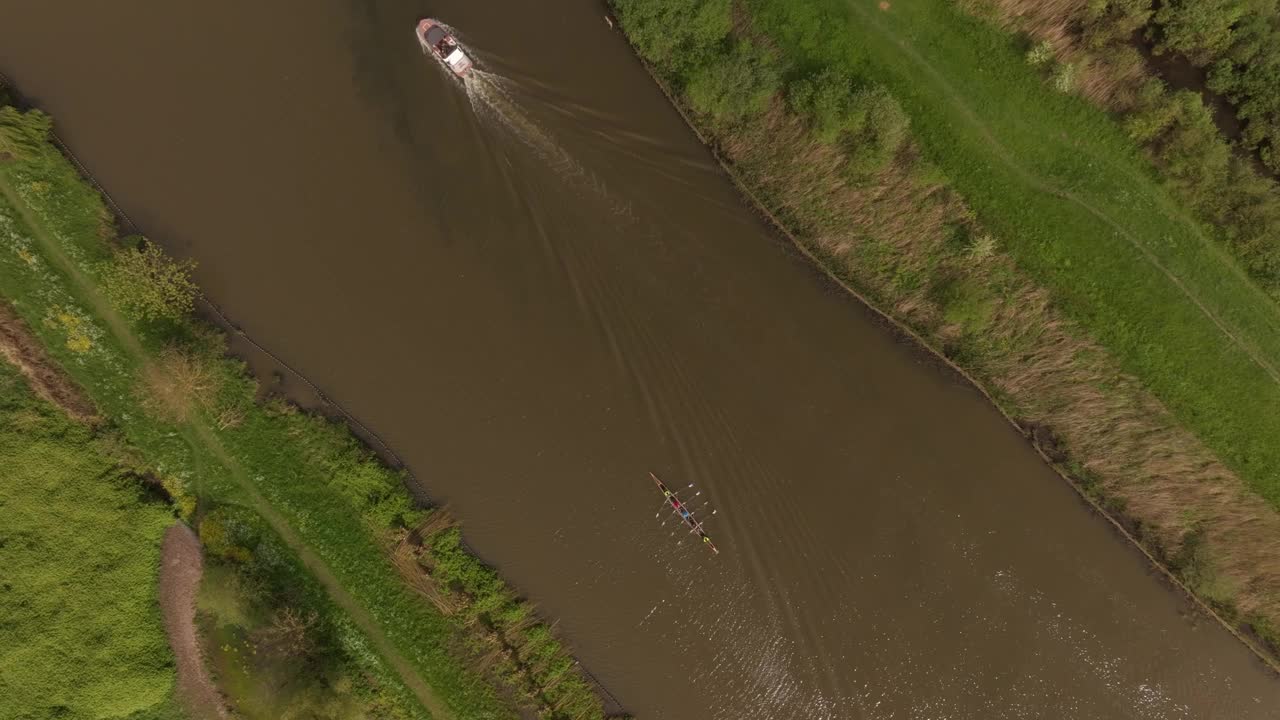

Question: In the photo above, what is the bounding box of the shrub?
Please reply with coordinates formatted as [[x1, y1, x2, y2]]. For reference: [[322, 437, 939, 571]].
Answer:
[[101, 239, 197, 322], [1081, 0, 1154, 49], [1152, 0, 1247, 64], [1215, 158, 1280, 285], [1207, 15, 1280, 173], [1124, 80, 1231, 203], [844, 86, 910, 175], [1051, 61, 1078, 93], [789, 67, 858, 142], [686, 41, 781, 124], [200, 510, 254, 564], [1155, 91, 1231, 199], [139, 347, 218, 422], [612, 0, 732, 77], [1025, 40, 1055, 67], [1124, 79, 1180, 142]]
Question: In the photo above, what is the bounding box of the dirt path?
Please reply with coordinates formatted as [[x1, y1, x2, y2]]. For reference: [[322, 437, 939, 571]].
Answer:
[[0, 175, 453, 720], [159, 524, 228, 720]]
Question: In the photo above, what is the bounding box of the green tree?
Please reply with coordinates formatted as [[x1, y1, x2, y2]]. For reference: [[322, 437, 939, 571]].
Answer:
[[101, 239, 198, 322], [1216, 158, 1280, 285], [1153, 0, 1247, 64], [1208, 14, 1280, 172], [1081, 0, 1154, 49], [844, 86, 911, 175], [1125, 79, 1180, 142], [1125, 78, 1280, 292], [1151, 90, 1231, 201], [789, 67, 858, 142]]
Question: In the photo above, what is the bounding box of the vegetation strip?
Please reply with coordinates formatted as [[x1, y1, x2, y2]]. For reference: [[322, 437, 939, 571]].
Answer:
[[774, 0, 1280, 506], [0, 103, 620, 719], [610, 0, 1280, 665], [0, 147, 444, 720]]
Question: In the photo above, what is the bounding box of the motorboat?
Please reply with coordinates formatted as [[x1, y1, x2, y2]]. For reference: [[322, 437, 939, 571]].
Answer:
[[416, 19, 474, 77]]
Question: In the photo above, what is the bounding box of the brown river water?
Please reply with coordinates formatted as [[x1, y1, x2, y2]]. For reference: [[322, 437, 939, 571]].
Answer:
[[4, 1, 1279, 718]]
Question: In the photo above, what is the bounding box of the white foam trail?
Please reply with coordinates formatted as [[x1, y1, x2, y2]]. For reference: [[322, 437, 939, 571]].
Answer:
[[465, 70, 578, 172], [461, 69, 637, 222]]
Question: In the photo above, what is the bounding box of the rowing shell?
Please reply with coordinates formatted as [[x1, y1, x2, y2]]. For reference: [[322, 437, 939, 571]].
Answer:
[[651, 472, 719, 554]]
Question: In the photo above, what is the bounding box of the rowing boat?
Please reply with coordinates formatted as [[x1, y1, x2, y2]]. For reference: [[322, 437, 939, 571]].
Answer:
[[651, 472, 719, 555]]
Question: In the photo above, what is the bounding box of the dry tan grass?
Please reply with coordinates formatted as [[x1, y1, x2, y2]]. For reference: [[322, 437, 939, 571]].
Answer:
[[957, 0, 1147, 109], [717, 104, 1280, 653], [385, 511, 462, 616], [388, 537, 459, 615], [0, 299, 98, 423]]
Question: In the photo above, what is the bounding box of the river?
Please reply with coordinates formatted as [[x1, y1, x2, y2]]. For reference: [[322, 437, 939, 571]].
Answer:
[[3, 1, 1278, 718]]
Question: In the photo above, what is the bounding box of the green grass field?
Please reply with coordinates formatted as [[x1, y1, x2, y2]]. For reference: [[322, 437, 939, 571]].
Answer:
[[745, 0, 1280, 505], [0, 361, 179, 720]]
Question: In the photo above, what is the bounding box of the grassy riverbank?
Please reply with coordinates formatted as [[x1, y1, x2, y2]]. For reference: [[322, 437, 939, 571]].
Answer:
[[0, 102, 617, 719], [752, 0, 1280, 507], [957, 1, 1280, 298], [0, 360, 179, 720], [612, 0, 1280, 659]]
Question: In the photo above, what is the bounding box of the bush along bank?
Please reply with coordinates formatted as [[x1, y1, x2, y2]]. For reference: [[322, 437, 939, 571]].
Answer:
[[610, 0, 1280, 663], [0, 104, 621, 719]]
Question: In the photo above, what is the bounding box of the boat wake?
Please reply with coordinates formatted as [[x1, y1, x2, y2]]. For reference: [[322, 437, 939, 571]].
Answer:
[[652, 566, 858, 720], [465, 71, 576, 171], [461, 68, 636, 222]]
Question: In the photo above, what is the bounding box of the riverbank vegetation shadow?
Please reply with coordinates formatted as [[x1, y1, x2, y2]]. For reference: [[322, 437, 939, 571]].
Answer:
[[611, 0, 1280, 665], [0, 102, 624, 719]]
